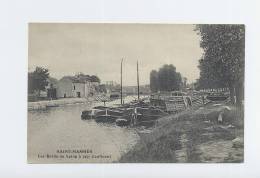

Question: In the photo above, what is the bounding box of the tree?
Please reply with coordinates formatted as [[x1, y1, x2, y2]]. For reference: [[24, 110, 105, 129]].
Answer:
[[28, 67, 49, 95], [195, 25, 245, 105], [150, 70, 159, 92], [90, 75, 101, 83], [75, 73, 101, 83], [175, 72, 182, 90], [183, 77, 188, 88], [150, 64, 183, 92]]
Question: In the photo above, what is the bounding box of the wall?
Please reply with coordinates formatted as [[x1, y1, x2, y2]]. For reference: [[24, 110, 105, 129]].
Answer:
[[72, 83, 85, 97], [57, 78, 94, 98], [72, 82, 92, 98], [57, 78, 73, 98]]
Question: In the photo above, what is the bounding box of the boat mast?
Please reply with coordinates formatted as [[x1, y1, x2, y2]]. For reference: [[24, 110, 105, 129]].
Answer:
[[137, 60, 140, 100], [121, 58, 123, 105]]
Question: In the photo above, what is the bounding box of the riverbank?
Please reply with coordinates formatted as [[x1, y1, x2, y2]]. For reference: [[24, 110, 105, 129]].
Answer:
[[28, 97, 96, 111], [28, 95, 146, 111], [120, 103, 244, 163]]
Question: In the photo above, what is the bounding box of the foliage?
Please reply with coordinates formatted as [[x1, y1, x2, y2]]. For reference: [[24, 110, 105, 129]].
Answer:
[[150, 64, 183, 92], [195, 25, 245, 105], [183, 77, 188, 88], [75, 73, 101, 83], [90, 75, 101, 83], [150, 70, 159, 92], [28, 67, 49, 94]]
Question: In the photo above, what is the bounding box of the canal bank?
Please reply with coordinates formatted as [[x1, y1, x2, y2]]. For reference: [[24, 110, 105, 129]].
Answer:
[[28, 97, 96, 111], [120, 103, 244, 163], [28, 95, 144, 111]]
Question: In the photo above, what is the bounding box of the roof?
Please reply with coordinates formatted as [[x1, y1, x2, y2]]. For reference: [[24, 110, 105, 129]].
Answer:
[[59, 75, 92, 83]]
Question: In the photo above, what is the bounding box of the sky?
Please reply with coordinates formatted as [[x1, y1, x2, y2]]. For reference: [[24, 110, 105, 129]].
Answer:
[[29, 23, 203, 86]]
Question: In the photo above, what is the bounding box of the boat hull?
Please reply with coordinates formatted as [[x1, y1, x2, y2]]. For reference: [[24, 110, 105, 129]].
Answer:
[[94, 109, 124, 123], [81, 110, 92, 120], [95, 115, 118, 123], [116, 118, 131, 126]]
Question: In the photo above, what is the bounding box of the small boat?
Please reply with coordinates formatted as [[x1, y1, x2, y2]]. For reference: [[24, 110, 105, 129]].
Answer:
[[115, 118, 131, 126], [95, 115, 118, 123], [134, 107, 168, 126], [95, 109, 124, 123], [81, 60, 168, 128], [115, 106, 168, 127], [93, 105, 110, 110], [81, 106, 114, 120], [81, 108, 103, 120], [82, 102, 167, 126], [109, 91, 120, 100]]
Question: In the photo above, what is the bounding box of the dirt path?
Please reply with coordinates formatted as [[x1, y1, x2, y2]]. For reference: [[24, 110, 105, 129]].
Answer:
[[175, 133, 189, 162]]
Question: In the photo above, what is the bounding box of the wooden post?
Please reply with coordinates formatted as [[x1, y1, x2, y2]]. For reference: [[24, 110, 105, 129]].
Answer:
[[121, 58, 123, 105], [137, 60, 140, 100]]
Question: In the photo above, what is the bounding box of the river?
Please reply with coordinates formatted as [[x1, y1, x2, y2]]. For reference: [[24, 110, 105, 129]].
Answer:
[[27, 96, 140, 163]]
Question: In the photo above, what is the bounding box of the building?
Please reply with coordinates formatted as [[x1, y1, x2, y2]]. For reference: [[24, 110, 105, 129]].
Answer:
[[46, 77, 58, 99], [57, 75, 95, 98]]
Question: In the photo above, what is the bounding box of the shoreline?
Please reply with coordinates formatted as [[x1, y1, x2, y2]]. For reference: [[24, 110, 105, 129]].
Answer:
[[28, 97, 96, 111], [119, 103, 244, 163], [28, 95, 146, 111]]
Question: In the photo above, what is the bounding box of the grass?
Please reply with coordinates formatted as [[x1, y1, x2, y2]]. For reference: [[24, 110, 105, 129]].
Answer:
[[119, 103, 244, 163]]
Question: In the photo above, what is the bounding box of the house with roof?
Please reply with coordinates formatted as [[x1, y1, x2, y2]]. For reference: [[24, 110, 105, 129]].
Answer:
[[56, 75, 97, 98]]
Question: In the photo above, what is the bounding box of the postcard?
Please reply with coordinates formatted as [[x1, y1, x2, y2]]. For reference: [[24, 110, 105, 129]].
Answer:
[[28, 23, 244, 163]]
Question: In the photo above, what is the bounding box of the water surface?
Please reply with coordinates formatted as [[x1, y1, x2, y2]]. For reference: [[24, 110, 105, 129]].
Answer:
[[28, 98, 140, 163]]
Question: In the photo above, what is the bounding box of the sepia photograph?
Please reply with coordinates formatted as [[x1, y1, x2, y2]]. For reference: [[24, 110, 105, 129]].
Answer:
[[27, 23, 244, 163]]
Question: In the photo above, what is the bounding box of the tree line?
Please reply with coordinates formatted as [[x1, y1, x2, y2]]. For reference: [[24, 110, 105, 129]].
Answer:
[[28, 67, 49, 95], [195, 24, 245, 106], [150, 64, 183, 93], [28, 67, 102, 95]]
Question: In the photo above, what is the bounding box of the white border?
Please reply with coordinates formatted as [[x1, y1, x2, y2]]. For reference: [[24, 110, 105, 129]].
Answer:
[[0, 0, 260, 177]]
